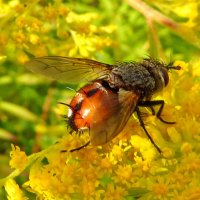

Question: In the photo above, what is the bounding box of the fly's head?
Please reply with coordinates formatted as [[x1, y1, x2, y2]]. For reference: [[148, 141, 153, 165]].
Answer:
[[141, 58, 181, 95]]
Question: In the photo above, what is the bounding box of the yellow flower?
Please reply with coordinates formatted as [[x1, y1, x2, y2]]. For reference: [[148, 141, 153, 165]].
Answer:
[[13, 31, 26, 44], [79, 177, 98, 198], [114, 165, 133, 185], [100, 157, 113, 172], [181, 142, 192, 154], [24, 157, 75, 199], [44, 5, 57, 20], [130, 135, 156, 162], [134, 154, 152, 174], [192, 59, 200, 77], [9, 145, 28, 171], [146, 176, 176, 200], [29, 34, 40, 45], [104, 184, 127, 200], [110, 144, 124, 163], [182, 187, 200, 200], [5, 179, 28, 200], [152, 182, 169, 198]]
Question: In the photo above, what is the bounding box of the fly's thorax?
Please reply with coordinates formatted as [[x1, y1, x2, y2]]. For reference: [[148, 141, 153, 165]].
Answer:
[[109, 59, 169, 97], [109, 62, 155, 96]]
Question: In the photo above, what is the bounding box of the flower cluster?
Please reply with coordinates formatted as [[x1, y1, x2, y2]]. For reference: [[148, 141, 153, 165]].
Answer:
[[0, 0, 115, 64]]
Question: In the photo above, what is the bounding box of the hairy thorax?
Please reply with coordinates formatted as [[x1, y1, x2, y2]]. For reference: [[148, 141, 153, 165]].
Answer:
[[108, 62, 156, 96]]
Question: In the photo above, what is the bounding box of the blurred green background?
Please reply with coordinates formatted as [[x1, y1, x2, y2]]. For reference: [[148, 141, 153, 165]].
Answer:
[[0, 0, 200, 198]]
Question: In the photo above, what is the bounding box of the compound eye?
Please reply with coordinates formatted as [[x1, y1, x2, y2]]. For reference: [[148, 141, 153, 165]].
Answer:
[[161, 68, 169, 86]]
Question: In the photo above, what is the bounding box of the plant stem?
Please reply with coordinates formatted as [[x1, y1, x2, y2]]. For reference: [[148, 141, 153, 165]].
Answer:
[[126, 0, 200, 48], [126, 0, 179, 29]]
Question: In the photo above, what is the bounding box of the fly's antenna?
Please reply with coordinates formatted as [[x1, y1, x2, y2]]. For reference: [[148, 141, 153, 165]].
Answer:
[[166, 61, 181, 71], [168, 65, 181, 70]]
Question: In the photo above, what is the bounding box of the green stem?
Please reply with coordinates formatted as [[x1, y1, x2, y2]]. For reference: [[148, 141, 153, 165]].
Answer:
[[126, 0, 200, 48], [127, 0, 179, 28], [147, 19, 165, 60]]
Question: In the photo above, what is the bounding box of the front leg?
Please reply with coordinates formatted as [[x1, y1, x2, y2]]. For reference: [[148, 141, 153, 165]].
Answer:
[[135, 107, 161, 153], [138, 100, 175, 124], [61, 141, 90, 153]]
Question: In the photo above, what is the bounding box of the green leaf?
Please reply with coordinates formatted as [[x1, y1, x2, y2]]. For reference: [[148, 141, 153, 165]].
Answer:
[[0, 128, 16, 140], [99, 175, 113, 187], [0, 101, 39, 122], [125, 187, 149, 200]]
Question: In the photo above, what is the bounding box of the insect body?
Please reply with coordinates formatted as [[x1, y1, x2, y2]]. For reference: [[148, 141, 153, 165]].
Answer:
[[26, 57, 180, 153]]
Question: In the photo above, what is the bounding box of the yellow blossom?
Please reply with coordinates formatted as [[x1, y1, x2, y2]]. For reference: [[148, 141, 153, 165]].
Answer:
[[9, 145, 28, 171], [13, 31, 26, 44], [28, 19, 42, 32], [29, 34, 40, 45], [115, 165, 133, 184], [181, 142, 193, 154], [130, 135, 156, 162], [192, 59, 200, 77], [100, 157, 113, 172], [80, 177, 98, 198], [134, 154, 151, 173], [162, 147, 174, 158], [44, 5, 57, 20], [104, 184, 127, 200], [24, 158, 75, 199], [110, 144, 124, 163], [152, 182, 169, 198], [5, 179, 28, 200]]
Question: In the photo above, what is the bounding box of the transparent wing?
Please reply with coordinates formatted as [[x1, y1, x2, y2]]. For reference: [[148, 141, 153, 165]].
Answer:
[[90, 90, 140, 145], [25, 56, 113, 83]]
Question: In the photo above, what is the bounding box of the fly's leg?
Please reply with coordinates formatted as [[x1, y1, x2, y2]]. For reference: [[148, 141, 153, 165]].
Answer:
[[135, 107, 162, 153], [69, 141, 90, 152], [138, 100, 175, 124], [61, 127, 91, 153], [61, 141, 90, 153], [149, 106, 156, 115]]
